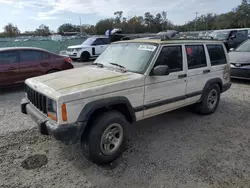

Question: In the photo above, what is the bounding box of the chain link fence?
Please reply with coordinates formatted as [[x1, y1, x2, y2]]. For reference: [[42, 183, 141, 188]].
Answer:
[[0, 38, 85, 54]]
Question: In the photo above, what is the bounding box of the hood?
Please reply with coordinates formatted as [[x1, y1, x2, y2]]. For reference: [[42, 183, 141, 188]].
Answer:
[[229, 51, 250, 64], [25, 66, 143, 98], [67, 44, 90, 49]]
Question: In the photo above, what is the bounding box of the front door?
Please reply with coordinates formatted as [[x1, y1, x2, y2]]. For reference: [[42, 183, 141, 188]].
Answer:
[[144, 45, 187, 118], [0, 50, 20, 87], [93, 38, 109, 55]]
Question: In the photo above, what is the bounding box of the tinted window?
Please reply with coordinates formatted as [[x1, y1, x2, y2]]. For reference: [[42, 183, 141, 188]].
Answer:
[[185, 45, 207, 69], [207, 44, 227, 65], [154, 46, 183, 73], [20, 50, 42, 62], [100, 38, 110, 44], [42, 52, 50, 60], [237, 30, 247, 37], [0, 51, 18, 64], [93, 38, 103, 45]]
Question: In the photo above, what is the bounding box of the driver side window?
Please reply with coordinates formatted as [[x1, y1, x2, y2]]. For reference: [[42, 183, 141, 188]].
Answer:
[[93, 38, 103, 45], [154, 46, 183, 73]]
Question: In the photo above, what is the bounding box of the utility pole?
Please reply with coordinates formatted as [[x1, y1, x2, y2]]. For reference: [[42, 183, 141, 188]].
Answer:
[[79, 17, 83, 35], [194, 12, 198, 31]]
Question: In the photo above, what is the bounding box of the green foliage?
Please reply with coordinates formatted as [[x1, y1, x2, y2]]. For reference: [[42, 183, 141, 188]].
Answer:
[[1, 1, 250, 38], [3, 23, 20, 37]]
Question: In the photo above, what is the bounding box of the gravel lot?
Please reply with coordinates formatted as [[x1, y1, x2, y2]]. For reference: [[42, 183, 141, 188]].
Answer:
[[0, 66, 250, 188]]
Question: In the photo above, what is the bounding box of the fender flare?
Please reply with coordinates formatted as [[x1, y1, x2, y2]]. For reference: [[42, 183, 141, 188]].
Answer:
[[200, 78, 222, 101], [77, 96, 136, 123]]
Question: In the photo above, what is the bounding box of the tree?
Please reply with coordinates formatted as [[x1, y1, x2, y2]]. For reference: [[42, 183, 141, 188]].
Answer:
[[3, 23, 20, 37], [95, 18, 115, 34], [57, 23, 79, 34], [34, 24, 51, 36], [114, 11, 123, 27]]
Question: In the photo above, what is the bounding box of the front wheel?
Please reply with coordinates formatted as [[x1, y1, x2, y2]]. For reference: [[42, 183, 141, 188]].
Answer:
[[80, 52, 90, 62], [195, 84, 220, 115], [81, 111, 129, 165]]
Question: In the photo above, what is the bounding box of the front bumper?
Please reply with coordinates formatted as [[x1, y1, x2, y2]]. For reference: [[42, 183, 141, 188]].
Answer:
[[66, 51, 80, 58], [21, 98, 86, 145], [231, 68, 250, 80]]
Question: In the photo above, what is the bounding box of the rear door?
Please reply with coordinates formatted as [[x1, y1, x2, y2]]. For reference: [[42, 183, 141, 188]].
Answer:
[[236, 30, 248, 46], [18, 49, 45, 82], [0, 50, 20, 86], [185, 44, 210, 102]]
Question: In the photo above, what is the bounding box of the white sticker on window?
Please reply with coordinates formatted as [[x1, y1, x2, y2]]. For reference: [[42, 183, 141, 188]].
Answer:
[[138, 45, 156, 51]]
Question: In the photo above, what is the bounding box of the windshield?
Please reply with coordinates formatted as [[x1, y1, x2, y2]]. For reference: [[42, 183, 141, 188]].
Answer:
[[235, 39, 250, 52], [82, 38, 95, 45], [209, 31, 230, 40], [94, 42, 158, 74]]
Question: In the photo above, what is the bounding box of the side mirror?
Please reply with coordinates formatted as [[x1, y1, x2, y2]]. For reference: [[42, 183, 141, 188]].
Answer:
[[230, 35, 236, 39], [229, 48, 234, 52], [152, 65, 169, 76]]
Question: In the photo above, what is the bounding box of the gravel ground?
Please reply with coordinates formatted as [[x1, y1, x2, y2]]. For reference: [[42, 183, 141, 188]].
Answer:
[[0, 77, 250, 188]]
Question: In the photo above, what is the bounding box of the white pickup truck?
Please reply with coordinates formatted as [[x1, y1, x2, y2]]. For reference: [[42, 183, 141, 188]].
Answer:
[[66, 36, 110, 62]]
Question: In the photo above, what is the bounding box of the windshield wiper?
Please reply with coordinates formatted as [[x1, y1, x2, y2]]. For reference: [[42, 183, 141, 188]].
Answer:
[[109, 62, 126, 70], [92, 62, 104, 68]]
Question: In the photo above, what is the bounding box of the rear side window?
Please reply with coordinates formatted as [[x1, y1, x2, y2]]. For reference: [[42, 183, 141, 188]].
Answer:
[[154, 46, 183, 73], [100, 38, 110, 44], [0, 51, 18, 64], [42, 52, 50, 60], [185, 45, 207, 69], [20, 50, 42, 62], [207, 44, 227, 66]]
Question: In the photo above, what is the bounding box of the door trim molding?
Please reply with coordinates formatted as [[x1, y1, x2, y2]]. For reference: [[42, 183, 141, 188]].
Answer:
[[134, 90, 202, 112]]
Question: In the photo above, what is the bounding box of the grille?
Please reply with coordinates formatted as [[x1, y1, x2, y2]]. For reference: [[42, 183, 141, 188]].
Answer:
[[25, 84, 47, 114]]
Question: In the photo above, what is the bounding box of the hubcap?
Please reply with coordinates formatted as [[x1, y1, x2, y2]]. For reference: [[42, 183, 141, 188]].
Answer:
[[207, 89, 218, 109], [100, 123, 123, 155]]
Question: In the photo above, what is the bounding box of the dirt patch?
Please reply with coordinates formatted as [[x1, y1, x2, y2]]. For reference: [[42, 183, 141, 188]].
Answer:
[[21, 154, 48, 170]]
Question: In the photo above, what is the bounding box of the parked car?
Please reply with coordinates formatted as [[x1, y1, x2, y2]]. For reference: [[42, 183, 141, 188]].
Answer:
[[229, 39, 250, 80], [0, 47, 73, 87], [21, 39, 231, 165], [208, 29, 249, 51], [66, 36, 110, 62]]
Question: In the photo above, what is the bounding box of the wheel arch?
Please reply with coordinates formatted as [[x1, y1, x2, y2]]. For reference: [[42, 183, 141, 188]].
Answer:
[[77, 96, 136, 124], [200, 78, 222, 101]]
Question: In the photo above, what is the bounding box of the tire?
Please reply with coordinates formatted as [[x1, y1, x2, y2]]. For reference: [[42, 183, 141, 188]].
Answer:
[[80, 52, 90, 62], [195, 84, 220, 115], [71, 58, 77, 61], [81, 111, 129, 165], [47, 69, 59, 74]]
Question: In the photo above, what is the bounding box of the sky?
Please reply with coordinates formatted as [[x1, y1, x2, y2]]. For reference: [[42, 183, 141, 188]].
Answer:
[[0, 0, 243, 32]]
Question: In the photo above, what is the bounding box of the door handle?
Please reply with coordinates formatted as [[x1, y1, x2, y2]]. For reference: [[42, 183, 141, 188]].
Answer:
[[203, 69, 210, 73], [8, 67, 16, 70], [178, 74, 187, 78]]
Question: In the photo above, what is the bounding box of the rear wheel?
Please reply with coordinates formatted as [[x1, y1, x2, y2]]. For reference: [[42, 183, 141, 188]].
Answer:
[[81, 111, 129, 165], [195, 84, 220, 115], [80, 52, 90, 62]]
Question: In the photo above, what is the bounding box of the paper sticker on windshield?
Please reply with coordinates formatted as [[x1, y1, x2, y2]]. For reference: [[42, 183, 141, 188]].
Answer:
[[138, 45, 156, 51]]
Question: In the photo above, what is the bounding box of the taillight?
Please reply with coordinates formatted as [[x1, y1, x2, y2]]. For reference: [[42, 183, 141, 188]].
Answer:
[[65, 57, 72, 63], [223, 64, 230, 80]]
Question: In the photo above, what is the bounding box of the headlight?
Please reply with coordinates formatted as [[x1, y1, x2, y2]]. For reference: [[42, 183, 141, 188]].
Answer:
[[47, 98, 57, 121], [75, 48, 82, 51]]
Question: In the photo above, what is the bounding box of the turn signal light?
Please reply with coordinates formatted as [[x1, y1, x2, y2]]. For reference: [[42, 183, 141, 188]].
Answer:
[[61, 103, 68, 122]]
